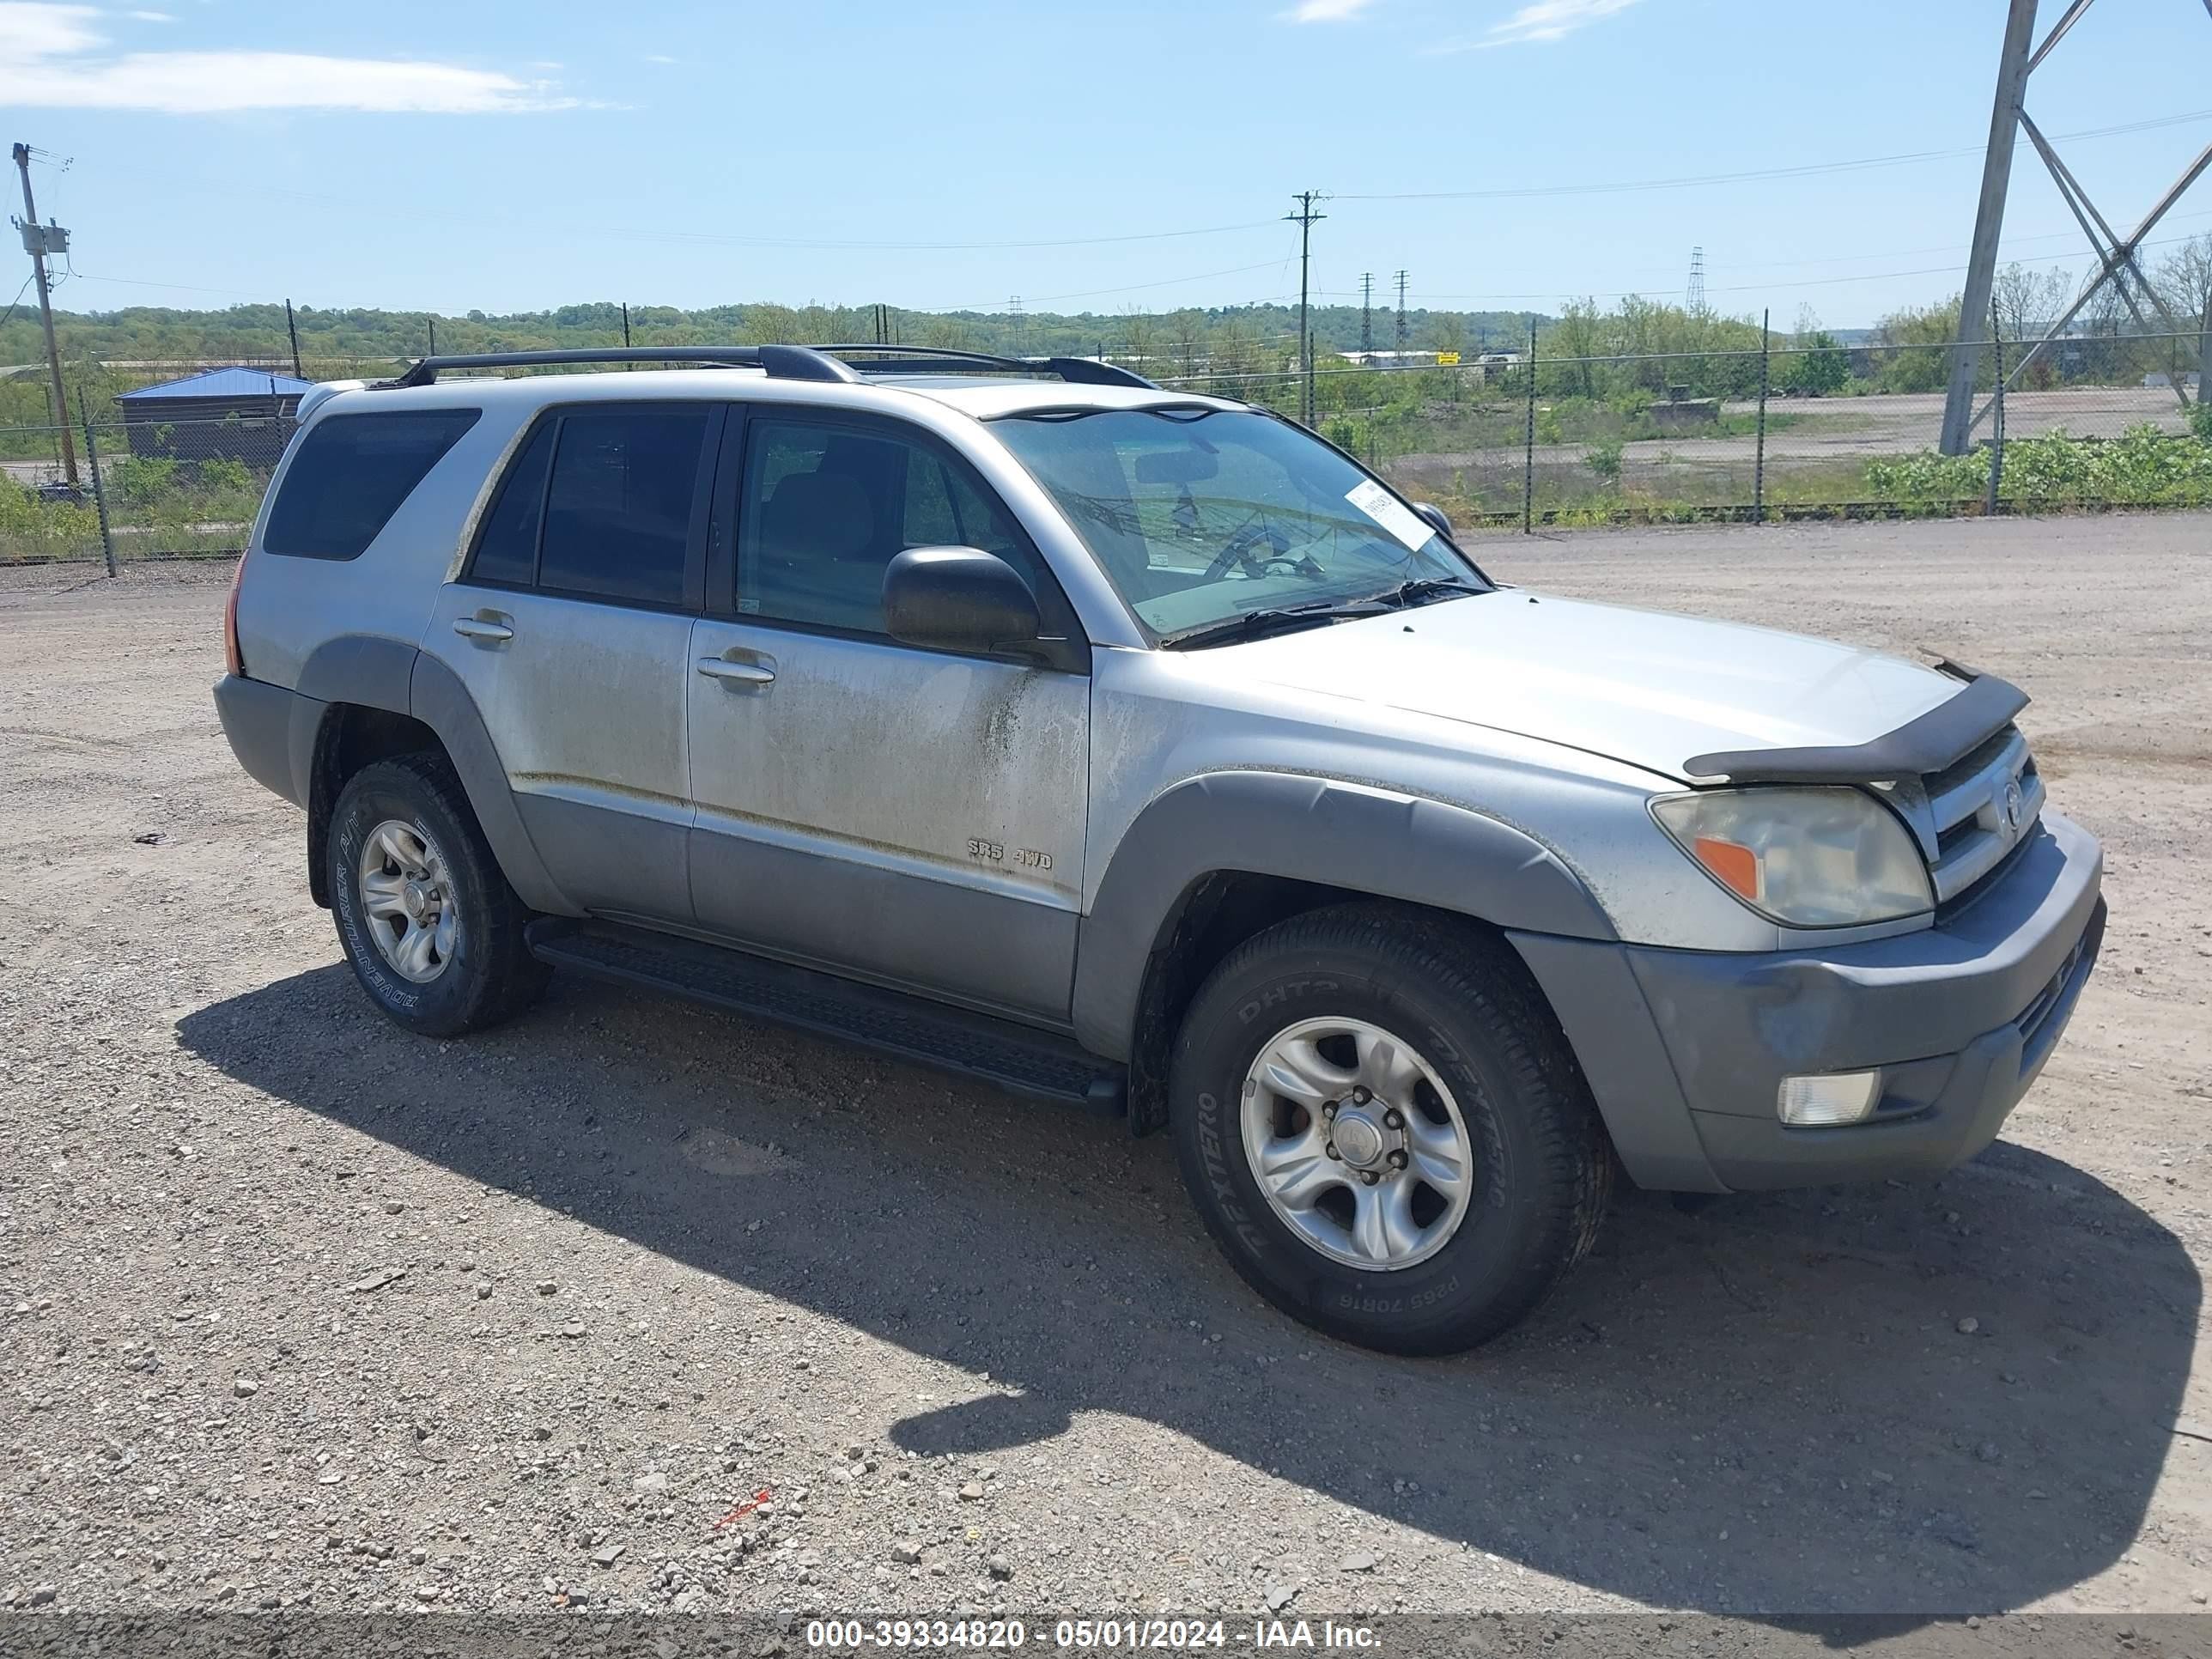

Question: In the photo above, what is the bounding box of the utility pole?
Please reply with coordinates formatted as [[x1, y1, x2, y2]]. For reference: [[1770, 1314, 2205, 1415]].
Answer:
[[12, 142, 78, 487], [284, 298, 303, 378], [1285, 191, 1328, 426], [1394, 270, 1409, 360], [621, 301, 632, 347], [1360, 273, 1374, 359]]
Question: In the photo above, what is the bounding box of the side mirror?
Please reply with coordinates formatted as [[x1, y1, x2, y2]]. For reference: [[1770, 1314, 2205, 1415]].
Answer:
[[884, 546, 1042, 655], [1413, 501, 1455, 539]]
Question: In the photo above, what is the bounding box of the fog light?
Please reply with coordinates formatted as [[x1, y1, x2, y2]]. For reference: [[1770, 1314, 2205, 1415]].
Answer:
[[1777, 1070, 1882, 1127]]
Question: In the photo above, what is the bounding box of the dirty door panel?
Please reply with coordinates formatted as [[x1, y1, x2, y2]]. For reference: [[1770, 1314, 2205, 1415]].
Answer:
[[426, 402, 716, 923], [686, 410, 1088, 1019]]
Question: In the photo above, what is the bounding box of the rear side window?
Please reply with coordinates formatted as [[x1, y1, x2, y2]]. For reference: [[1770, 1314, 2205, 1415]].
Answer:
[[465, 405, 712, 608], [469, 422, 555, 587], [262, 410, 480, 561]]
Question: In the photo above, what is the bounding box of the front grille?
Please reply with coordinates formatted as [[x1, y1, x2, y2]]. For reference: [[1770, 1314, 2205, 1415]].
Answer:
[[1922, 724, 2042, 907]]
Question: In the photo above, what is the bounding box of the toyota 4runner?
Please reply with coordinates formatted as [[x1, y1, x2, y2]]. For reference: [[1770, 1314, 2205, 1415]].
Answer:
[[214, 344, 2106, 1354]]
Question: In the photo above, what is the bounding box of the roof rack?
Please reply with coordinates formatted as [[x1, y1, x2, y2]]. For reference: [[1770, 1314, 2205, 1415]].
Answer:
[[811, 343, 1157, 389], [388, 346, 858, 388], [386, 343, 1159, 392]]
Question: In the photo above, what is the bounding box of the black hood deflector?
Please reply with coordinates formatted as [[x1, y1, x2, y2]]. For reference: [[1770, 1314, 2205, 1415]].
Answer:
[[1683, 670, 2029, 784]]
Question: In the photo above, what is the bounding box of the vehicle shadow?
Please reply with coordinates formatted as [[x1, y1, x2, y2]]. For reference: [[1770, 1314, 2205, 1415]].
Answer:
[[178, 963, 2197, 1620]]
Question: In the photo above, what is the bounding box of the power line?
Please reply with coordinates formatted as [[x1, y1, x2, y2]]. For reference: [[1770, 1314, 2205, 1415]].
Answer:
[[1331, 108, 2212, 204]]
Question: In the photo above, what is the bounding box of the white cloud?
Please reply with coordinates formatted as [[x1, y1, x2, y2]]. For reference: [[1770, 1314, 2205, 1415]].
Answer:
[[1433, 0, 1643, 52], [642, 52, 678, 64], [0, 3, 579, 112], [0, 1, 100, 55], [127, 9, 176, 21], [1281, 0, 1380, 21]]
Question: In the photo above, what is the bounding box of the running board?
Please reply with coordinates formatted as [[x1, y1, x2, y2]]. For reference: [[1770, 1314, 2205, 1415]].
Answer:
[[525, 920, 1125, 1114]]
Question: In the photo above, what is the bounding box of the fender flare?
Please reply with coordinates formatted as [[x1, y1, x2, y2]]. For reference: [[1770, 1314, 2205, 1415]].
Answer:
[[293, 635, 574, 916], [1069, 770, 1616, 1060]]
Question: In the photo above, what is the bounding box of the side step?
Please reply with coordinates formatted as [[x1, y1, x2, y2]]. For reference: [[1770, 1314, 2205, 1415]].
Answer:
[[526, 919, 1126, 1114]]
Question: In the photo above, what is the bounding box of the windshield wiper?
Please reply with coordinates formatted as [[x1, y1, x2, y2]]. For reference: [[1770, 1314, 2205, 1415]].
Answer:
[[1160, 598, 1393, 651], [1381, 574, 1489, 607]]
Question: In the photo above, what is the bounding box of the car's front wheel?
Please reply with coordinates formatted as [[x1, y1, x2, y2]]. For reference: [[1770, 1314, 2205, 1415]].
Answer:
[[1168, 904, 1611, 1354], [328, 752, 548, 1038]]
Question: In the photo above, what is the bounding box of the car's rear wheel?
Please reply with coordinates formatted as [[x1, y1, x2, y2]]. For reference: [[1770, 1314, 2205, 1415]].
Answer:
[[328, 753, 548, 1037], [1168, 903, 1610, 1355]]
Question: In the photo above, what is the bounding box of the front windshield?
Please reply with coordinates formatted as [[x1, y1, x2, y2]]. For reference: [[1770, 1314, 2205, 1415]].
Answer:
[[989, 407, 1486, 641]]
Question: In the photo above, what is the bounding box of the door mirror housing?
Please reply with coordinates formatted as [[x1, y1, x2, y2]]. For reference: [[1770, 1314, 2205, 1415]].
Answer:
[[1413, 501, 1455, 539], [884, 546, 1043, 656]]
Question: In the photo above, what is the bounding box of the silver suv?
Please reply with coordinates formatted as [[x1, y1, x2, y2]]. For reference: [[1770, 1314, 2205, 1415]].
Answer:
[[215, 344, 2106, 1353]]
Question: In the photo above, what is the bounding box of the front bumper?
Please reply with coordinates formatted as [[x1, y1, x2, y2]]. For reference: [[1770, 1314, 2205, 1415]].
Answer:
[[1510, 809, 2105, 1193]]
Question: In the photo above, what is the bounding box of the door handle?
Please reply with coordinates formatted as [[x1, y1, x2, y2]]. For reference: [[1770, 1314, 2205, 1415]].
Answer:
[[696, 657, 775, 687], [453, 616, 514, 643]]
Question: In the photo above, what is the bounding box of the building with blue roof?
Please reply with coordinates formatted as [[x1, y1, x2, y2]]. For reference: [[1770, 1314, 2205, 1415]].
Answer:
[[117, 367, 315, 466]]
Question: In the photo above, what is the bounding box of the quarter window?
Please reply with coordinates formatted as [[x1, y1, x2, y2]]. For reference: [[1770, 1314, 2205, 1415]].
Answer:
[[263, 409, 480, 561]]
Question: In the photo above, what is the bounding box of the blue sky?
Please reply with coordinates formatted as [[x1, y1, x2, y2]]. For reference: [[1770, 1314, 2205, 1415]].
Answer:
[[4, 0, 2211, 327]]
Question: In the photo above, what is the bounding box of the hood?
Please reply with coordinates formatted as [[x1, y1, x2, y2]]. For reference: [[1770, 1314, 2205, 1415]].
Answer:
[[1218, 590, 1961, 783]]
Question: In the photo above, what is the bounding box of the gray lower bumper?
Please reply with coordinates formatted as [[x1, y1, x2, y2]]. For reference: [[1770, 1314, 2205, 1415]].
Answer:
[[1511, 809, 2105, 1194], [213, 672, 323, 809]]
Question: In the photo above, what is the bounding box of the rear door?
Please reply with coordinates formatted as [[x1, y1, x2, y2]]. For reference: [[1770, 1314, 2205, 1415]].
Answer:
[[426, 400, 721, 923], [684, 406, 1090, 1020]]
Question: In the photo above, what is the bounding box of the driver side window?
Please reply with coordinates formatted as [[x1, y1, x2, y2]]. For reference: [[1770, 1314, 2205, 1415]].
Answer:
[[734, 415, 1072, 641]]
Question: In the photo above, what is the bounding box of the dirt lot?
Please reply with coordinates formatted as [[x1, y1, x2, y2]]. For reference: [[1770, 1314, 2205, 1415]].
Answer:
[[1, 514, 2208, 1629]]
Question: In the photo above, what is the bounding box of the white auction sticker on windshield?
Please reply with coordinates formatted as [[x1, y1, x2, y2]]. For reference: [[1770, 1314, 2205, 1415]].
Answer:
[[1345, 478, 1434, 552]]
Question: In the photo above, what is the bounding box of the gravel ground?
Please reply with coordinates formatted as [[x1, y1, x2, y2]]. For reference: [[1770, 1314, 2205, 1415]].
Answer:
[[1, 515, 2208, 1630]]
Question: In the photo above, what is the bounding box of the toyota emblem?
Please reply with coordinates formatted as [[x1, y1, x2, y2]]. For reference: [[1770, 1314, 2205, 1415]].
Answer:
[[2001, 779, 2025, 834]]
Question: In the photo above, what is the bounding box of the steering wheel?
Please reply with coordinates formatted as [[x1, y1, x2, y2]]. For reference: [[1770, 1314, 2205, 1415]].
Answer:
[[1204, 520, 1297, 581]]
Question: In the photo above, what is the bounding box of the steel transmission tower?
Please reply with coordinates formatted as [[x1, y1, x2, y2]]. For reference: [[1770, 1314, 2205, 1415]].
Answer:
[[1394, 270, 1409, 358], [1944, 0, 2212, 452], [1360, 273, 1374, 357], [1685, 246, 1706, 316]]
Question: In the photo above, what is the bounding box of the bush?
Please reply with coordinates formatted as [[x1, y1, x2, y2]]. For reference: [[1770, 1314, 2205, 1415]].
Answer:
[[1866, 424, 2212, 507], [111, 456, 180, 501], [1585, 439, 1624, 487]]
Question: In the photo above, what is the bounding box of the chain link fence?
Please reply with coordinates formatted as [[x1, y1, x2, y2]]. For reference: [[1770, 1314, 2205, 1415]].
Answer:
[[1162, 327, 2212, 532], [6, 331, 2212, 566], [2, 410, 295, 566]]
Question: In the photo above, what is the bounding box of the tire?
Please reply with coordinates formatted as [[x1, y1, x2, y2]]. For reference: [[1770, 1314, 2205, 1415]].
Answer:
[[1168, 902, 1611, 1355], [327, 752, 549, 1038]]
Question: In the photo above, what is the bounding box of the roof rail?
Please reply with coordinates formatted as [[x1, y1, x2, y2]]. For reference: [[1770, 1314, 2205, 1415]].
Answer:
[[809, 343, 1158, 390], [385, 343, 1159, 392], [387, 345, 858, 388]]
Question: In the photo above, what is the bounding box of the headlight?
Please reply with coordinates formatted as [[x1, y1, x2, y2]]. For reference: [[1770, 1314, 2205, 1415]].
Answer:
[[1651, 787, 1932, 927]]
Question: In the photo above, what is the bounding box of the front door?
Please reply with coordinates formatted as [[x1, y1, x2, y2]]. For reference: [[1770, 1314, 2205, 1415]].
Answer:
[[428, 400, 720, 923], [686, 409, 1089, 1021]]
